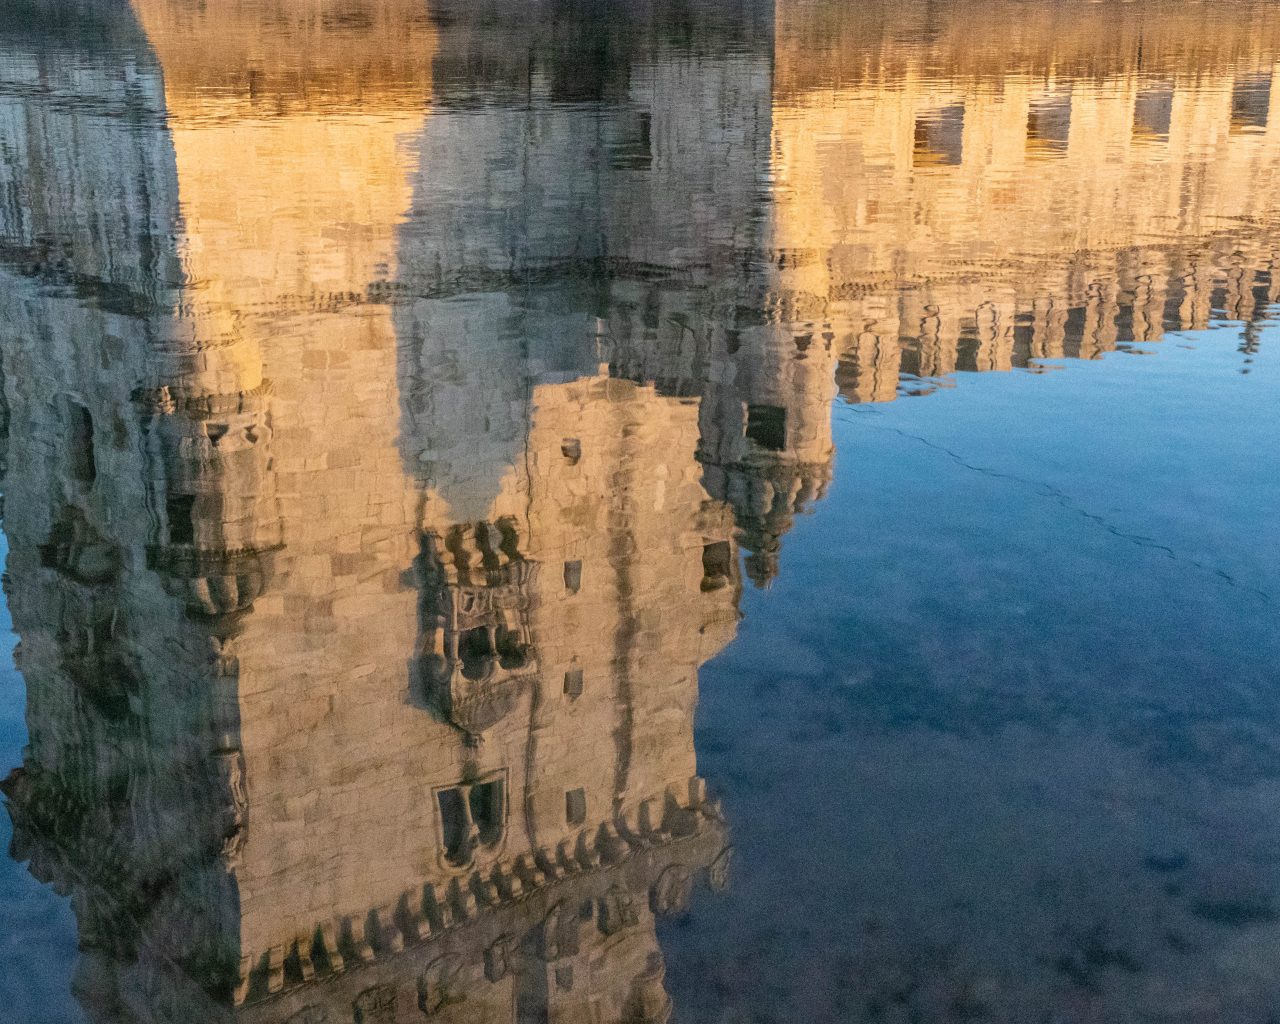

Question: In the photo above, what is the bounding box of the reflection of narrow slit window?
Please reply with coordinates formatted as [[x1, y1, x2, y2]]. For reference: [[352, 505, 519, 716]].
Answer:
[[166, 494, 196, 545], [564, 560, 582, 594], [701, 541, 732, 591], [565, 788, 587, 826], [439, 778, 504, 866], [745, 405, 786, 451], [1231, 74, 1271, 132], [564, 667, 584, 697], [913, 104, 964, 167], [65, 399, 96, 484]]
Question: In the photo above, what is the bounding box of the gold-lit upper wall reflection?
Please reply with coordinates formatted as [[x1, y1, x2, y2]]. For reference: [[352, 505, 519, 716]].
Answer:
[[767, 0, 1280, 399], [131, 0, 437, 114], [773, 0, 1280, 95], [130, 0, 434, 315]]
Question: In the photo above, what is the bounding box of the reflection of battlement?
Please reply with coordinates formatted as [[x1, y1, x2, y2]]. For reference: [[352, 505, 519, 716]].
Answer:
[[233, 786, 728, 1021]]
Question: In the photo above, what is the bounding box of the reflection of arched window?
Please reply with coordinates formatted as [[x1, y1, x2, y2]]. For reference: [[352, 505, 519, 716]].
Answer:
[[62, 398, 96, 485], [458, 627, 494, 680], [438, 777, 505, 867], [495, 626, 527, 669]]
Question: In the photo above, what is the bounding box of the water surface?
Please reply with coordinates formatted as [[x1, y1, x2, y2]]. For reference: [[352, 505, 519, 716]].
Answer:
[[0, 1, 1278, 1022]]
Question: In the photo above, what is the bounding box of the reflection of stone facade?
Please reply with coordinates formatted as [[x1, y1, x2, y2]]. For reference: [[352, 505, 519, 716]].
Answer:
[[0, 5, 741, 1022], [771, 0, 1280, 402], [1, 1, 1279, 1022]]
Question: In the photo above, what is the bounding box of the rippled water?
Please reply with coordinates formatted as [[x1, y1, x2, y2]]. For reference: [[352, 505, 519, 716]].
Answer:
[[0, 1, 1278, 1022]]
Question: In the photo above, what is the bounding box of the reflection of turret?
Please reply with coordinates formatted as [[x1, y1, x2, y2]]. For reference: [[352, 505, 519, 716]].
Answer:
[[137, 381, 282, 625]]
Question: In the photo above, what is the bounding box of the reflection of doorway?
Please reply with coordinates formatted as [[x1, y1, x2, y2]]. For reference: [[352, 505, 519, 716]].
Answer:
[[437, 773, 507, 867]]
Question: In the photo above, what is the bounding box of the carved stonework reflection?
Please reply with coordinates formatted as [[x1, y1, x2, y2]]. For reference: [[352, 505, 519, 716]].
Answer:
[[415, 524, 538, 738]]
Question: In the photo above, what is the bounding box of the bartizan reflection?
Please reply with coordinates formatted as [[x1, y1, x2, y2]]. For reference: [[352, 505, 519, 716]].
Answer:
[[0, 1, 1277, 1022]]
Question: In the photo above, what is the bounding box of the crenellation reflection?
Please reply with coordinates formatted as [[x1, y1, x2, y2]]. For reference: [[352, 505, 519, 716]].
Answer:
[[0, 0, 1277, 1021]]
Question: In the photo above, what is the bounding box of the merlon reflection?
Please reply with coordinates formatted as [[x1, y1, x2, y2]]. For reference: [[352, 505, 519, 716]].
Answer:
[[0, 1, 1279, 1022]]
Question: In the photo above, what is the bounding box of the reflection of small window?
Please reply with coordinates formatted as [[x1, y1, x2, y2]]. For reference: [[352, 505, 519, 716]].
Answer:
[[1134, 86, 1174, 139], [1026, 96, 1071, 155], [65, 400, 96, 484], [561, 439, 582, 465], [439, 778, 505, 866], [609, 110, 653, 170], [565, 788, 587, 826], [564, 667, 584, 698], [745, 405, 786, 451], [1231, 74, 1271, 132], [913, 104, 965, 167], [701, 541, 732, 591], [563, 560, 582, 594], [167, 494, 196, 545]]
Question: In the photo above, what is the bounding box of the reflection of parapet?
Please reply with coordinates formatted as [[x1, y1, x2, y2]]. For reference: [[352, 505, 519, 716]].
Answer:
[[769, 1, 1280, 403]]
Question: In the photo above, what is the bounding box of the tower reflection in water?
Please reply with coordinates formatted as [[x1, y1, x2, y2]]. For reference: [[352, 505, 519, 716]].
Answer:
[[0, 0, 1276, 1021]]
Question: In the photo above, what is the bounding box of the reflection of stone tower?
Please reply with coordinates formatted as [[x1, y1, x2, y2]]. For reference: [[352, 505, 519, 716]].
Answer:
[[1, 5, 744, 1023], [0, 4, 280, 1014], [391, 370, 738, 1024]]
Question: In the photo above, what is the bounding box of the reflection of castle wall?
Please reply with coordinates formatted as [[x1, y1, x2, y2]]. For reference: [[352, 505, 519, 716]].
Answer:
[[2, 9, 741, 1022], [770, 1, 1280, 402]]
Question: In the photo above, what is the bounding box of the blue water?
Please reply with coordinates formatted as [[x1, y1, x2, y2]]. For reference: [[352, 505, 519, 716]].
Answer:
[[665, 325, 1280, 1022]]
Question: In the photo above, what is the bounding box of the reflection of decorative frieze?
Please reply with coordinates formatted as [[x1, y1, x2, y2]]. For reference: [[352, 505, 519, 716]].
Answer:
[[233, 779, 726, 1013]]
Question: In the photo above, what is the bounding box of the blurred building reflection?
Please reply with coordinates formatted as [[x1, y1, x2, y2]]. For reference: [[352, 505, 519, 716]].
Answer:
[[0, 0, 1277, 1021]]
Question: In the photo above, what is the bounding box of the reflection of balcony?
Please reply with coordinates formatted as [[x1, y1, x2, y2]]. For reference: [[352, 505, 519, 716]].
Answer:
[[146, 545, 282, 620], [419, 543, 540, 738]]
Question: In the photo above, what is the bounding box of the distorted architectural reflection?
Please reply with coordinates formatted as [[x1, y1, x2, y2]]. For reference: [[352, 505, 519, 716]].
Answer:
[[0, 0, 1277, 1021]]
